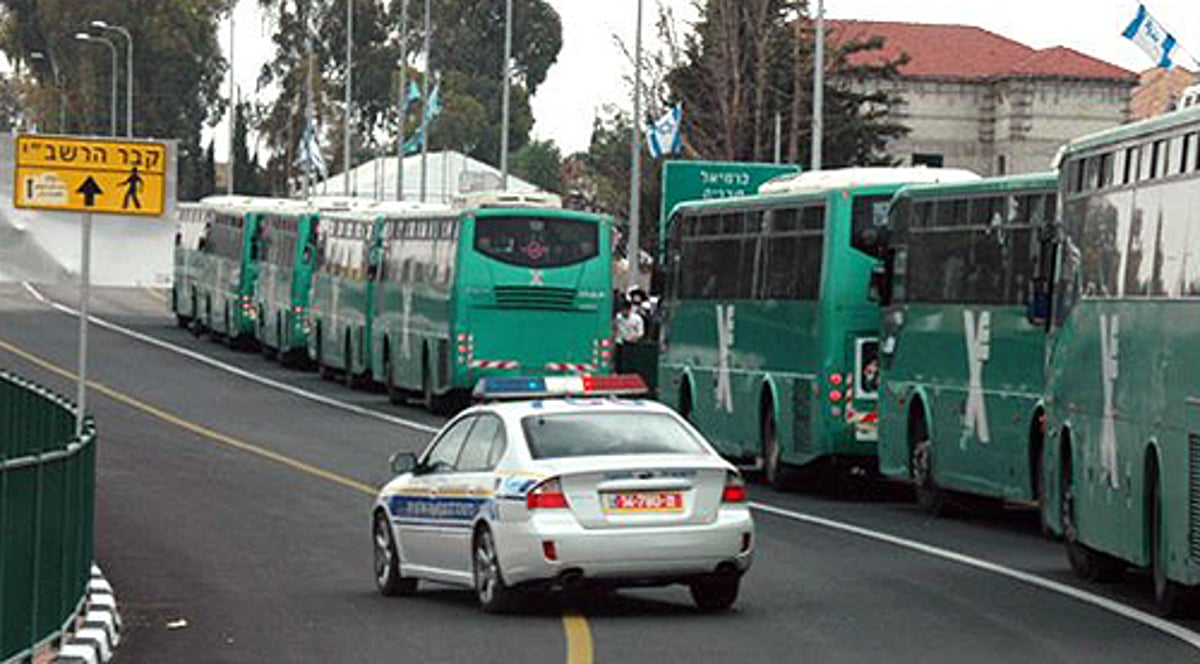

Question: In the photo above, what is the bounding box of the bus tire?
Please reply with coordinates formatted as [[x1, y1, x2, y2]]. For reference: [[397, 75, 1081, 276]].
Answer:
[[317, 326, 333, 381], [910, 409, 945, 515], [1061, 435, 1124, 582], [679, 380, 693, 422], [763, 403, 794, 491], [422, 348, 452, 415], [1149, 456, 1187, 616], [344, 334, 358, 389], [260, 308, 276, 360], [384, 340, 403, 405]]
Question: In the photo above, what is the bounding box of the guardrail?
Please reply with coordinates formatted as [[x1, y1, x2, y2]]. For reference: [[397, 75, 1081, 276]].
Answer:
[[0, 371, 96, 663]]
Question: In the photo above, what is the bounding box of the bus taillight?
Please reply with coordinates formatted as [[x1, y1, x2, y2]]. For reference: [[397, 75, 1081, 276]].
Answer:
[[829, 373, 843, 386], [828, 389, 843, 403]]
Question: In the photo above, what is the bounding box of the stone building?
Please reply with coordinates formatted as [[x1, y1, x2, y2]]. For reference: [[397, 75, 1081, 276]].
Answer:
[[831, 21, 1137, 176], [1130, 67, 1198, 120]]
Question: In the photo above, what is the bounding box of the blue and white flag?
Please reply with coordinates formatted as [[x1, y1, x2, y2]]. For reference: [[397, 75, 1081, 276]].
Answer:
[[296, 122, 327, 177], [1123, 4, 1178, 69], [646, 104, 682, 159]]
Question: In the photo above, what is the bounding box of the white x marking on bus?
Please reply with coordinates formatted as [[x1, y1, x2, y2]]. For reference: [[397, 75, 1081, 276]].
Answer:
[[963, 309, 991, 445]]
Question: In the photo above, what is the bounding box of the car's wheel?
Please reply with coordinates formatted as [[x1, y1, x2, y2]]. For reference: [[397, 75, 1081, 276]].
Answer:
[[689, 574, 740, 612], [911, 434, 945, 515], [373, 511, 416, 597], [473, 527, 517, 613], [763, 406, 793, 491], [1061, 442, 1124, 582]]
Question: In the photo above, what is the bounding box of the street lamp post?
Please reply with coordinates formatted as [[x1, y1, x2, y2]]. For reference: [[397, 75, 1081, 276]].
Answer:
[[75, 33, 118, 137], [500, 0, 513, 190], [627, 0, 644, 292], [90, 20, 132, 137], [345, 0, 353, 196], [29, 51, 65, 133]]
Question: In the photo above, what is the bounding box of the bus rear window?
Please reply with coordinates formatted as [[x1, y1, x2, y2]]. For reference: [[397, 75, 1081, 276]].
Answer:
[[473, 216, 598, 268], [851, 195, 891, 258]]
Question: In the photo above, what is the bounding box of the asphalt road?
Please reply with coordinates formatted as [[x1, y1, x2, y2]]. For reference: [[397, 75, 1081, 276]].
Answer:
[[2, 282, 1199, 663]]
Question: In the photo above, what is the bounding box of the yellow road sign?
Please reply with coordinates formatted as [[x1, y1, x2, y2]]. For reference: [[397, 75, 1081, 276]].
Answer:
[[14, 135, 167, 217]]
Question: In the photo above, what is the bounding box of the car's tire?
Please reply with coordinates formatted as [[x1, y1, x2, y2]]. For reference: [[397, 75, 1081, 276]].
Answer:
[[689, 574, 740, 612], [1061, 443, 1124, 582], [373, 511, 416, 597], [473, 527, 518, 613], [911, 435, 945, 516]]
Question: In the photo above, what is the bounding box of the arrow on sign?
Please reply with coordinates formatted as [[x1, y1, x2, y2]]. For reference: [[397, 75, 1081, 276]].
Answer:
[[76, 176, 103, 207]]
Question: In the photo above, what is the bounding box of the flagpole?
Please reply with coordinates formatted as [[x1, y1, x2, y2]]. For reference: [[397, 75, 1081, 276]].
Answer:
[[500, 0, 513, 190], [812, 0, 824, 172], [627, 0, 644, 292], [420, 0, 431, 202], [344, 0, 353, 197], [227, 10, 235, 195], [396, 0, 408, 201]]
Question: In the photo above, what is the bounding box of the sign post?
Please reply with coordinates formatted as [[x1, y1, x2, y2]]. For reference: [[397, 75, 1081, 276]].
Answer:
[[658, 160, 801, 255], [14, 135, 168, 435]]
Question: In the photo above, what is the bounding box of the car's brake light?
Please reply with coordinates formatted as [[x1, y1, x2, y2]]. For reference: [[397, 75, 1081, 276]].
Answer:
[[722, 472, 747, 503], [527, 478, 568, 509]]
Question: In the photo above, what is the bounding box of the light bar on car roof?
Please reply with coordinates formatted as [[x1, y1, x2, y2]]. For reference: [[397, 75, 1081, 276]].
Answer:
[[472, 374, 648, 400]]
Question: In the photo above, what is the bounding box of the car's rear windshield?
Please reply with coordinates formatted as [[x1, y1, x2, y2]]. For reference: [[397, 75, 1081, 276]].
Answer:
[[473, 216, 598, 268], [521, 412, 706, 459]]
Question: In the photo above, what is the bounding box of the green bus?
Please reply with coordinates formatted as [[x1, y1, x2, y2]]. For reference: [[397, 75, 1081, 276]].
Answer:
[[872, 173, 1058, 513], [170, 202, 213, 328], [308, 194, 615, 411], [185, 196, 269, 346], [251, 204, 320, 365], [1043, 106, 1200, 614], [658, 168, 978, 488], [308, 205, 386, 385]]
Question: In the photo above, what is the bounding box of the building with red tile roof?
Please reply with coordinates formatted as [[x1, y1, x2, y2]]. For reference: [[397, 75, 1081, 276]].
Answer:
[[828, 20, 1137, 175]]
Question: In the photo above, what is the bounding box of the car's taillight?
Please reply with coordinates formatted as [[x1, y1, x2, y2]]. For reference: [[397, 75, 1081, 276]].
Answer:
[[722, 472, 747, 503], [527, 478, 568, 509]]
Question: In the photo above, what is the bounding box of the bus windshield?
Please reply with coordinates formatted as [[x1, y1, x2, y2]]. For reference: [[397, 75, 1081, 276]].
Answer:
[[473, 216, 598, 268]]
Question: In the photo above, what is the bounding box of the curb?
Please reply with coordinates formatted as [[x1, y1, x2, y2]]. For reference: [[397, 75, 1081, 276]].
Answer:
[[51, 565, 122, 664]]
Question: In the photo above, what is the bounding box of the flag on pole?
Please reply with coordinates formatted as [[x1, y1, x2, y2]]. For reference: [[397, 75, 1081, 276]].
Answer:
[[405, 80, 421, 110], [1122, 4, 1178, 69], [296, 122, 327, 177], [646, 104, 682, 159], [402, 78, 443, 156]]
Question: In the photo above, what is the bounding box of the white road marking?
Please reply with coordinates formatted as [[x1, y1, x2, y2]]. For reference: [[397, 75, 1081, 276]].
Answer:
[[749, 500, 1200, 652], [19, 282, 1200, 651], [19, 282, 439, 434]]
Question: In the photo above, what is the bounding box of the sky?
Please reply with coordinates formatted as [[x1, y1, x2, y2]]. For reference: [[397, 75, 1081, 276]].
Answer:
[[211, 0, 1200, 162]]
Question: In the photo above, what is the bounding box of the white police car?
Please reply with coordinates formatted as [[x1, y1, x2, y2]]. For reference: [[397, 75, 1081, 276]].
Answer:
[[371, 375, 754, 612]]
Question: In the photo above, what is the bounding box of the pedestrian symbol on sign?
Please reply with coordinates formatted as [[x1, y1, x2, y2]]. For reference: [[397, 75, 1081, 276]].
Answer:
[[120, 166, 144, 209]]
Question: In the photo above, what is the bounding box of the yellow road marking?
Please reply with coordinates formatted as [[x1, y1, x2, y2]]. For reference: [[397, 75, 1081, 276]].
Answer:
[[562, 613, 593, 664], [0, 334, 594, 663]]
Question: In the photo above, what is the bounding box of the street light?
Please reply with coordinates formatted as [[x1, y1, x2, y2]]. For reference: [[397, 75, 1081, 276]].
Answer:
[[75, 32, 118, 137], [29, 51, 65, 134], [90, 20, 133, 137]]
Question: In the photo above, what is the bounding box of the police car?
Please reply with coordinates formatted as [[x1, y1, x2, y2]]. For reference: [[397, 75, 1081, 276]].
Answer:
[[371, 375, 754, 612]]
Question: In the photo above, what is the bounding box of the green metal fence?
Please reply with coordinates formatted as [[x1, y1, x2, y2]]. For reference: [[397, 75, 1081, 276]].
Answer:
[[0, 371, 96, 663]]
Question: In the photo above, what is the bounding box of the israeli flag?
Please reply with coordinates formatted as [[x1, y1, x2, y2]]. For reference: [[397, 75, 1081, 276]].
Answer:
[[296, 122, 327, 177], [646, 104, 682, 159], [1123, 4, 1178, 69]]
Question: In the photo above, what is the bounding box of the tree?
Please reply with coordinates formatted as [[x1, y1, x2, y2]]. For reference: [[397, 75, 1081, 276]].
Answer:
[[201, 139, 217, 197], [576, 108, 662, 252], [664, 0, 908, 166], [0, 0, 232, 199], [232, 101, 263, 195], [511, 139, 563, 193]]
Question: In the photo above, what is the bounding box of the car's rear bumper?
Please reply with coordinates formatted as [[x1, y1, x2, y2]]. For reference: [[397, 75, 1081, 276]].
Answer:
[[493, 508, 753, 587]]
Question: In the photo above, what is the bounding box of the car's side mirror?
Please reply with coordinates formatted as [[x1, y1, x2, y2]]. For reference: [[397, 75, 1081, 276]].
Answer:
[[389, 452, 418, 476], [1027, 279, 1050, 326], [868, 263, 891, 305]]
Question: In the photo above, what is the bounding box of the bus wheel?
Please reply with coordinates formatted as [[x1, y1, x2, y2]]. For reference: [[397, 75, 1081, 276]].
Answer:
[[344, 336, 358, 390], [260, 309, 276, 360], [422, 349, 452, 415], [1150, 459, 1187, 616], [910, 413, 944, 515], [1061, 440, 1124, 582], [763, 406, 793, 491], [173, 288, 189, 328], [317, 327, 333, 381], [385, 341, 403, 405]]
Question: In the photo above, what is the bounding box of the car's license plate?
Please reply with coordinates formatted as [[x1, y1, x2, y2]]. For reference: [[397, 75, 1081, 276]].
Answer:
[[603, 491, 684, 513]]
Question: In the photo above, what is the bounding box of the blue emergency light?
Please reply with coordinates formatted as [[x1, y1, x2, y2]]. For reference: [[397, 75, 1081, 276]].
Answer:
[[472, 374, 648, 401]]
